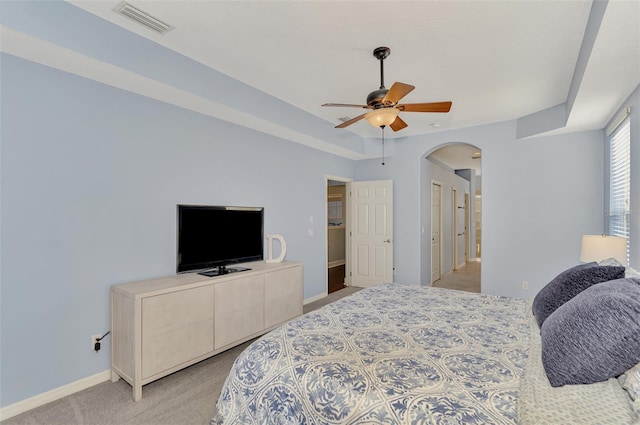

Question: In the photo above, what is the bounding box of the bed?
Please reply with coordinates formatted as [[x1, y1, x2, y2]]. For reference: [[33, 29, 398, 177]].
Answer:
[[211, 281, 639, 424]]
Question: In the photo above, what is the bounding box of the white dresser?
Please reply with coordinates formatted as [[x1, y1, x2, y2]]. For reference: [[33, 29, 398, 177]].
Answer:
[[110, 261, 303, 401]]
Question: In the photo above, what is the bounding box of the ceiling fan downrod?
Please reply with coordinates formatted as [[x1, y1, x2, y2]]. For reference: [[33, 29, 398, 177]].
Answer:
[[373, 46, 390, 90]]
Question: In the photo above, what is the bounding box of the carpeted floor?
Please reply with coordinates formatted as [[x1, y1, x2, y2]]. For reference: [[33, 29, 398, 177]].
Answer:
[[431, 260, 481, 293], [2, 271, 481, 425], [1, 286, 361, 425]]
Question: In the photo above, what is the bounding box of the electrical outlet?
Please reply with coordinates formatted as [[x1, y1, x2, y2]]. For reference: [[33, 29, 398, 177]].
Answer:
[[92, 334, 102, 351], [522, 281, 529, 290]]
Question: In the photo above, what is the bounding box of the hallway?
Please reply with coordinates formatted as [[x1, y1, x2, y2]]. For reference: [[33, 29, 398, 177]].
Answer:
[[431, 260, 481, 293]]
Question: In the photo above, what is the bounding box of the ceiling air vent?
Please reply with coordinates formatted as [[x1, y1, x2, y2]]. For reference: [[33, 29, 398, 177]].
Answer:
[[115, 2, 173, 34]]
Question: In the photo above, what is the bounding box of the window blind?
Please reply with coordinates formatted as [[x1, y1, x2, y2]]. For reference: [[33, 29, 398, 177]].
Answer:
[[609, 116, 630, 264]]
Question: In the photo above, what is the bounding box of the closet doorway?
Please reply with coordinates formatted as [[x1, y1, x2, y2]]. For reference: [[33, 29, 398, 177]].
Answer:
[[327, 178, 348, 293]]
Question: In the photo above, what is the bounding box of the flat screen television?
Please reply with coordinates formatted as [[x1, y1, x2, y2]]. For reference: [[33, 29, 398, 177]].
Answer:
[[177, 205, 264, 275]]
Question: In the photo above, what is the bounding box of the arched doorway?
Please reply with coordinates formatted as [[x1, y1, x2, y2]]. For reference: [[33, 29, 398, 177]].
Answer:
[[422, 143, 481, 292]]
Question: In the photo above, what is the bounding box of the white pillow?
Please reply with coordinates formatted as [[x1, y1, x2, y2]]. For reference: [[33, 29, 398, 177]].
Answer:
[[599, 257, 624, 267], [618, 362, 640, 419], [626, 266, 640, 279]]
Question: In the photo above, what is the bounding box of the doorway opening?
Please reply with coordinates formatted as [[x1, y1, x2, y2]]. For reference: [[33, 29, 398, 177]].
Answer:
[[424, 143, 481, 292], [327, 178, 348, 294]]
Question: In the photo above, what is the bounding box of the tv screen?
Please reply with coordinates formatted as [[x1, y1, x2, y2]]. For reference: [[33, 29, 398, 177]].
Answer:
[[177, 205, 264, 273]]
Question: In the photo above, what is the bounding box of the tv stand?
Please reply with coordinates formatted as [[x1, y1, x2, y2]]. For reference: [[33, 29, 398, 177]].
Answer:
[[198, 265, 250, 277], [110, 260, 303, 401]]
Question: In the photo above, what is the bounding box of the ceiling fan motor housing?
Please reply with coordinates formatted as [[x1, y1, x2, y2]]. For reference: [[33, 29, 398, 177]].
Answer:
[[367, 88, 390, 108]]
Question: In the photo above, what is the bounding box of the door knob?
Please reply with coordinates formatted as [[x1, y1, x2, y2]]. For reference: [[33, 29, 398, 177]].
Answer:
[[383, 239, 392, 243]]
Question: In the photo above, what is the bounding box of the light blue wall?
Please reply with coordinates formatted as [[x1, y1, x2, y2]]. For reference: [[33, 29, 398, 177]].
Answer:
[[0, 54, 354, 407], [480, 128, 605, 296], [356, 122, 605, 298]]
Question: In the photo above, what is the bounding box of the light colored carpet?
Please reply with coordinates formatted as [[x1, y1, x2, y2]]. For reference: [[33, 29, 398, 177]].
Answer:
[[1, 286, 361, 425], [430, 260, 481, 293]]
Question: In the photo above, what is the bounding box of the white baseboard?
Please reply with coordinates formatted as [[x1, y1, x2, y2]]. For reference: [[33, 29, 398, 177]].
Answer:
[[303, 291, 328, 305], [0, 370, 111, 421], [328, 260, 345, 268], [3, 291, 336, 419]]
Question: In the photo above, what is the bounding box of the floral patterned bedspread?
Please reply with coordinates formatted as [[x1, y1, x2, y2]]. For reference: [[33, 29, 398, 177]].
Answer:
[[211, 283, 530, 424]]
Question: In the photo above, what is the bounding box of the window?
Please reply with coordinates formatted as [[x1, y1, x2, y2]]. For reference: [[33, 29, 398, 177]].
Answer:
[[608, 112, 630, 264], [328, 200, 343, 226]]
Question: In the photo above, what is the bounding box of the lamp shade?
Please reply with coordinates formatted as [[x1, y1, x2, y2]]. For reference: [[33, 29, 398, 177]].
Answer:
[[364, 108, 399, 128], [580, 234, 628, 267]]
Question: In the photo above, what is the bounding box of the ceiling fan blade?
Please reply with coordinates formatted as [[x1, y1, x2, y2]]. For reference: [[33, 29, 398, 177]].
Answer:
[[389, 116, 408, 132], [382, 82, 415, 105], [335, 113, 366, 129], [322, 103, 370, 109], [397, 101, 452, 113]]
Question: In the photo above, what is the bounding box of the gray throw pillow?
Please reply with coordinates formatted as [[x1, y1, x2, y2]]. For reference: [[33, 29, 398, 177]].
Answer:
[[531, 262, 625, 327], [540, 278, 640, 387]]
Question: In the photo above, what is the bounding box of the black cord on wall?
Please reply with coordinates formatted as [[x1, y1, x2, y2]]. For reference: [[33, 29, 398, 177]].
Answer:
[[94, 331, 110, 352]]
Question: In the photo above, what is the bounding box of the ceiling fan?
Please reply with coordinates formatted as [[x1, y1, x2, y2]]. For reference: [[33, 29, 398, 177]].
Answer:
[[322, 47, 452, 131]]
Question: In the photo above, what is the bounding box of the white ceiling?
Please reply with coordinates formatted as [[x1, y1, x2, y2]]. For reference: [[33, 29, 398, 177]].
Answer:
[[429, 144, 482, 176], [0, 0, 640, 168], [63, 0, 639, 143]]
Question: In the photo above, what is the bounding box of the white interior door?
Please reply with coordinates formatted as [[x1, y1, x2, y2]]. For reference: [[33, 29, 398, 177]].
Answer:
[[350, 180, 393, 287], [453, 189, 466, 270], [464, 193, 470, 262], [431, 183, 441, 283], [452, 188, 458, 270]]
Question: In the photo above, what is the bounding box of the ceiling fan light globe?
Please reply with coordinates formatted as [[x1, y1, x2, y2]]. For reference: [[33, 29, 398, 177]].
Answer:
[[364, 108, 399, 128]]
